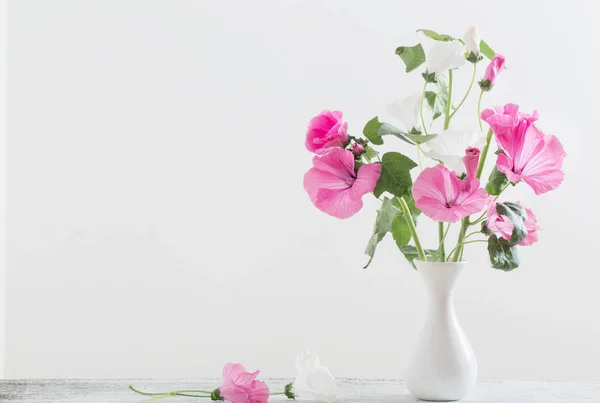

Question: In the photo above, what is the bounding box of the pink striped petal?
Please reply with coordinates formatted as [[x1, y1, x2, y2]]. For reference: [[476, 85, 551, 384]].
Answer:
[[350, 163, 382, 200], [315, 188, 363, 219]]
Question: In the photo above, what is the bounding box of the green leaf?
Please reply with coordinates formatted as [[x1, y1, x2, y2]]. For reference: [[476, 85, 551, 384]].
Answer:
[[424, 76, 449, 120], [417, 29, 454, 42], [479, 39, 495, 60], [400, 246, 439, 269], [363, 117, 414, 146], [403, 133, 438, 144], [363, 146, 379, 163], [363, 117, 384, 145], [373, 152, 418, 198], [495, 202, 528, 246], [485, 166, 509, 195], [395, 44, 426, 73], [487, 234, 520, 271], [364, 197, 401, 268], [391, 215, 412, 249]]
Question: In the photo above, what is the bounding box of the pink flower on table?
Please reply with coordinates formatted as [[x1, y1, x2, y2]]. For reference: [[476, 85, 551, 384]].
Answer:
[[304, 148, 381, 219], [412, 150, 487, 223], [305, 110, 349, 154], [486, 200, 540, 246], [218, 363, 269, 403], [479, 54, 506, 90], [481, 104, 566, 195]]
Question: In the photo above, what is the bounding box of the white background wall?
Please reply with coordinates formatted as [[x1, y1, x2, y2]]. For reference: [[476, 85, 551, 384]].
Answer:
[[4, 0, 599, 381]]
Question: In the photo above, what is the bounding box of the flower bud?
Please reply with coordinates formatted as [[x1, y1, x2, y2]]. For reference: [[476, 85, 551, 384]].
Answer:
[[478, 54, 506, 91], [352, 142, 365, 156]]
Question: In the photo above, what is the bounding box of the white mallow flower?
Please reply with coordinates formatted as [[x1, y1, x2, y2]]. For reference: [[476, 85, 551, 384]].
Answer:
[[418, 31, 466, 75], [424, 130, 486, 175], [463, 24, 480, 55], [387, 94, 431, 133], [290, 351, 337, 402]]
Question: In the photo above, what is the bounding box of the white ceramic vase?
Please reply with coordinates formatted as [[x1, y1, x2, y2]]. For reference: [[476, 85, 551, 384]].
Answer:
[[405, 261, 477, 401]]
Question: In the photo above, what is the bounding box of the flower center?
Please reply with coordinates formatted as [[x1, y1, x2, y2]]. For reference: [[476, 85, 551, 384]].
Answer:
[[345, 176, 356, 186], [445, 201, 455, 208]]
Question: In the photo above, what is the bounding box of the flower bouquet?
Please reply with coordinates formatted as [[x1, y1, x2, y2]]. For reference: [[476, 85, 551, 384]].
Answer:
[[303, 25, 565, 401]]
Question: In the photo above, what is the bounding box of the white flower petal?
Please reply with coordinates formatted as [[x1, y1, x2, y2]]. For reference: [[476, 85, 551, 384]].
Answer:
[[463, 24, 480, 55], [292, 351, 337, 402], [424, 130, 486, 175], [296, 350, 320, 374], [387, 95, 422, 132], [422, 40, 466, 75]]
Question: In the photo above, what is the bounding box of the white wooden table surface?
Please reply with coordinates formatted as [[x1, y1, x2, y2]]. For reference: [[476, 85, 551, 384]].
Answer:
[[1, 379, 599, 402]]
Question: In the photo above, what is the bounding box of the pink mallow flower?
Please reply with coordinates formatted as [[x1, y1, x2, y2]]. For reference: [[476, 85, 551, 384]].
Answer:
[[481, 104, 566, 195], [413, 149, 487, 223], [486, 200, 540, 246], [305, 110, 349, 154], [479, 54, 506, 90], [304, 148, 381, 219], [218, 363, 269, 403]]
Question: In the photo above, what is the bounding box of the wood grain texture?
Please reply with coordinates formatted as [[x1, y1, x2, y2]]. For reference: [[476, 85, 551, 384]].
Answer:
[[0, 379, 599, 402]]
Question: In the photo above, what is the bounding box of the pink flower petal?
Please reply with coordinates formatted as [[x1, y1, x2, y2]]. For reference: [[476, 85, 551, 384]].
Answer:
[[413, 163, 486, 223], [248, 380, 270, 403], [350, 163, 382, 200], [315, 188, 364, 219], [304, 168, 350, 203], [219, 383, 249, 403], [312, 148, 355, 180], [222, 363, 259, 387]]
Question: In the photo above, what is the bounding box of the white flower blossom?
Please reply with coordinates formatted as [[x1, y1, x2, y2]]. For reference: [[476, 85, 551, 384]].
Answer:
[[387, 94, 431, 133], [463, 24, 480, 56], [424, 130, 486, 175], [418, 31, 466, 75], [291, 351, 336, 402]]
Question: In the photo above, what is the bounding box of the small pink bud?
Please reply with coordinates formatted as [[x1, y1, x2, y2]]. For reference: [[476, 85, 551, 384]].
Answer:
[[479, 54, 506, 91], [352, 143, 365, 156]]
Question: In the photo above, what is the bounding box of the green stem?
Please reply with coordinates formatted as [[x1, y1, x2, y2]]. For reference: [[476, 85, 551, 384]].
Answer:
[[438, 222, 447, 262], [270, 392, 287, 396], [470, 211, 486, 226], [475, 128, 494, 179], [461, 240, 488, 246], [443, 69, 454, 130], [129, 385, 211, 399], [477, 90, 484, 131], [465, 231, 483, 239], [420, 81, 429, 135], [452, 217, 469, 262], [416, 144, 424, 170], [397, 197, 426, 262], [449, 63, 476, 119]]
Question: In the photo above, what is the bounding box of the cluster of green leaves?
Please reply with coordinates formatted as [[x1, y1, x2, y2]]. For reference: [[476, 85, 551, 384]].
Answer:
[[363, 116, 438, 148], [361, 147, 438, 269], [425, 75, 449, 120], [483, 201, 529, 271], [364, 196, 432, 269], [395, 28, 496, 73]]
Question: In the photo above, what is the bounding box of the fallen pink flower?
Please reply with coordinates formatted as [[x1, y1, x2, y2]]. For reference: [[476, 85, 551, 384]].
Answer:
[[217, 363, 269, 403]]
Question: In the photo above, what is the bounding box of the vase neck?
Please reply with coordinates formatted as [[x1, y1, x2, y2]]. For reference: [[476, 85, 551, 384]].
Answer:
[[415, 261, 466, 300]]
